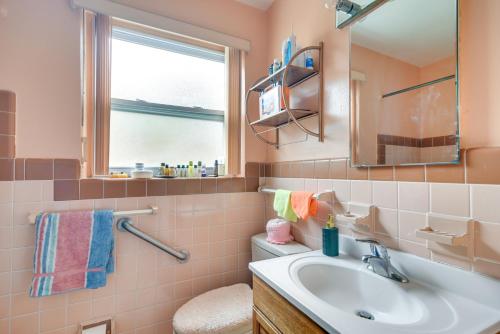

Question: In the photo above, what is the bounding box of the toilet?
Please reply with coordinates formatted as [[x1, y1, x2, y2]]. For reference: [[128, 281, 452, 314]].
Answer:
[[172, 232, 311, 334]]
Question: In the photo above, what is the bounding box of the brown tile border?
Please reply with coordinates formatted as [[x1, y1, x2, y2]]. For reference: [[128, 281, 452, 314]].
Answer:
[[0, 135, 15, 159], [9, 146, 500, 201], [146, 179, 165, 196], [14, 158, 24, 180], [103, 179, 126, 199], [126, 179, 146, 197], [54, 159, 80, 180], [0, 91, 15, 160], [80, 179, 103, 200], [54, 180, 79, 201], [0, 91, 16, 113], [0, 159, 14, 181], [0, 112, 15, 136], [25, 158, 54, 180]]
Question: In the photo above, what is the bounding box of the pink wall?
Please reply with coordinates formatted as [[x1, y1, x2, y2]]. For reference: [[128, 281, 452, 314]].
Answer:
[[0, 0, 82, 159], [265, 0, 350, 162], [460, 0, 500, 148], [0, 0, 269, 162]]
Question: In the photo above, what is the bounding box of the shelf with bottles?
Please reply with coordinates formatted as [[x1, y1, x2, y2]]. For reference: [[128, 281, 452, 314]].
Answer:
[[245, 42, 324, 149], [249, 65, 319, 93]]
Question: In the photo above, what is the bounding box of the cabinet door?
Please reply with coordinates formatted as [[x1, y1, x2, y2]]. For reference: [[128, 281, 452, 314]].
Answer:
[[253, 307, 281, 334]]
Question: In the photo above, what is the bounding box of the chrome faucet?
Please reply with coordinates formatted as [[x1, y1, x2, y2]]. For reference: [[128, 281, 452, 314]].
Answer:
[[355, 238, 409, 283]]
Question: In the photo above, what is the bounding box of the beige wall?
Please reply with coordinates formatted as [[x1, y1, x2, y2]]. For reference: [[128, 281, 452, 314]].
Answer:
[[266, 0, 500, 163], [0, 0, 268, 162], [0, 0, 82, 159], [265, 0, 350, 162]]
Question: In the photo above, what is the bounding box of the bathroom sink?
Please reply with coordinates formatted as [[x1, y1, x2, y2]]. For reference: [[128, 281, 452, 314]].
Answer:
[[289, 257, 454, 327], [290, 259, 425, 325], [249, 241, 500, 334]]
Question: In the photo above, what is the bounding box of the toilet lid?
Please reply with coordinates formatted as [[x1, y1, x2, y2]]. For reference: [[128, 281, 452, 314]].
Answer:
[[173, 283, 253, 334]]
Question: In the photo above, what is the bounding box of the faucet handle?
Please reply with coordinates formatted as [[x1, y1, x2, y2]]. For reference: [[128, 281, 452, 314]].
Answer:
[[355, 238, 380, 245], [355, 238, 389, 259]]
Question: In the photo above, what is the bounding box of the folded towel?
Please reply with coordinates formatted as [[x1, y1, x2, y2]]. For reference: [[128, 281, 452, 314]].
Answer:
[[30, 210, 114, 297], [291, 191, 318, 220], [273, 189, 298, 222]]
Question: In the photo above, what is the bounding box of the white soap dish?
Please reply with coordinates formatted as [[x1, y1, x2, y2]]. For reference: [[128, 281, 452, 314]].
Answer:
[[336, 202, 375, 233], [415, 228, 469, 247]]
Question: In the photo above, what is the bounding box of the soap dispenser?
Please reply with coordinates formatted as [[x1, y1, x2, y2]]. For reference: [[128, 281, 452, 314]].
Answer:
[[322, 214, 339, 257]]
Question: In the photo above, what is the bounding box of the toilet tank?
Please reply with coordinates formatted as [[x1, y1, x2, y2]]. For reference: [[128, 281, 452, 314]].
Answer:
[[251, 233, 311, 261]]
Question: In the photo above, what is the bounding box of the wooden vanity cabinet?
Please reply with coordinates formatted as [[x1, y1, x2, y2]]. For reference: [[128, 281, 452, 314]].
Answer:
[[252, 275, 327, 334]]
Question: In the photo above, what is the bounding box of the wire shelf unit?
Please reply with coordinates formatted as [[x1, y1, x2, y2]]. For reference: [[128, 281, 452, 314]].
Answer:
[[245, 43, 324, 149]]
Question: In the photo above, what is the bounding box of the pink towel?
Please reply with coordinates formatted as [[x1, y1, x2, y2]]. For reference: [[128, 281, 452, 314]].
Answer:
[[30, 210, 114, 297]]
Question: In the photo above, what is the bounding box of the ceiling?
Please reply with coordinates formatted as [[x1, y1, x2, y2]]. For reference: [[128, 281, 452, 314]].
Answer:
[[352, 0, 456, 67], [235, 0, 274, 11]]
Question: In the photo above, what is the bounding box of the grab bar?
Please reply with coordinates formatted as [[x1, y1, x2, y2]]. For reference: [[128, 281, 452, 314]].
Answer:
[[117, 218, 190, 263]]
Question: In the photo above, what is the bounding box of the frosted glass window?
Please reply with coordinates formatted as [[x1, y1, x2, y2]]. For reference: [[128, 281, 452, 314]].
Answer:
[[109, 28, 226, 168]]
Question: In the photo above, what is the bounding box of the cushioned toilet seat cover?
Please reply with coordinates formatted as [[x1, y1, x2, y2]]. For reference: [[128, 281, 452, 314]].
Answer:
[[173, 283, 253, 334]]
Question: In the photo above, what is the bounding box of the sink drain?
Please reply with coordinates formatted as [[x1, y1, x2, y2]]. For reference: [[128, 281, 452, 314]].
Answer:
[[355, 310, 375, 320]]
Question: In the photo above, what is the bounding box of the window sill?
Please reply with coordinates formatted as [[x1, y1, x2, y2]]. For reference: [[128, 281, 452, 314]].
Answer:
[[55, 175, 260, 201]]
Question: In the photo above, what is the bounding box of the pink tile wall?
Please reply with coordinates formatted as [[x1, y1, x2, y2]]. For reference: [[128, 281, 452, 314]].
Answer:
[[0, 181, 265, 334], [264, 177, 500, 279]]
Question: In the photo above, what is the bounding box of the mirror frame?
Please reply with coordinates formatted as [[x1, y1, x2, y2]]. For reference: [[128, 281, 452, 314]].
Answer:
[[348, 0, 460, 167]]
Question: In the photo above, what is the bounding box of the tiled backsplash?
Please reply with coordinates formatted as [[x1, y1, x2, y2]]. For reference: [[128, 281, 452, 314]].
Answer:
[[263, 176, 500, 279], [0, 180, 266, 333]]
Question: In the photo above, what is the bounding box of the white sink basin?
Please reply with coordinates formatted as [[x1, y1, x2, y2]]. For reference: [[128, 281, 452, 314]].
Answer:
[[249, 242, 500, 334], [289, 256, 454, 328]]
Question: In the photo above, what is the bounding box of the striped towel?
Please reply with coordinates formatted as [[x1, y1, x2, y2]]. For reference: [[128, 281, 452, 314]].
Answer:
[[30, 210, 114, 297]]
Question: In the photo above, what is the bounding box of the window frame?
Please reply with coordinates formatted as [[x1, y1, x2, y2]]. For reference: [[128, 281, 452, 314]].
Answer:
[[83, 14, 242, 176]]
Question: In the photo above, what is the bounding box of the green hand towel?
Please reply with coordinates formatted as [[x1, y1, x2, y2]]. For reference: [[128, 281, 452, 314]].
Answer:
[[273, 189, 298, 222]]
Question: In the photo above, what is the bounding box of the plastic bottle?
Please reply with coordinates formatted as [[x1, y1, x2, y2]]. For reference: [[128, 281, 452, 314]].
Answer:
[[159, 163, 165, 176], [217, 157, 225, 176], [201, 164, 207, 177], [188, 161, 194, 177], [214, 160, 219, 177], [305, 51, 314, 70]]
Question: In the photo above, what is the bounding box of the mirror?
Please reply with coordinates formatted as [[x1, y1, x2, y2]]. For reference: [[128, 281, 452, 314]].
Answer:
[[347, 0, 459, 166]]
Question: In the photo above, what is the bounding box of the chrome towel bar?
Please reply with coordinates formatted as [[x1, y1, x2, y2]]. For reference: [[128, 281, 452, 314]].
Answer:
[[117, 218, 190, 263]]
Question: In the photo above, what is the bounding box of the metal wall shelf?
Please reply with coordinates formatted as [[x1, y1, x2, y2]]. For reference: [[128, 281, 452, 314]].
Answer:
[[245, 43, 324, 149], [250, 108, 318, 128], [250, 65, 319, 93]]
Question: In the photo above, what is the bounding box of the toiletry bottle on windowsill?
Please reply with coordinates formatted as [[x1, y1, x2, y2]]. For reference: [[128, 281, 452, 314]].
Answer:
[[188, 161, 194, 177], [214, 160, 219, 177], [217, 157, 225, 176], [322, 214, 339, 257]]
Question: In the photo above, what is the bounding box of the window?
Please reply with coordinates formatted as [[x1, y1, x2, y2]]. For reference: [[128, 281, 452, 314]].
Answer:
[[83, 14, 242, 176], [110, 27, 226, 168]]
